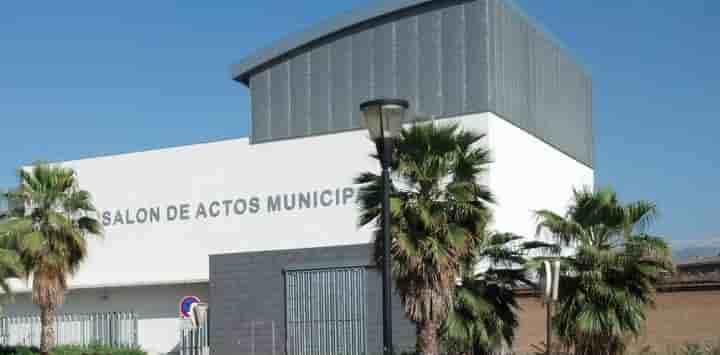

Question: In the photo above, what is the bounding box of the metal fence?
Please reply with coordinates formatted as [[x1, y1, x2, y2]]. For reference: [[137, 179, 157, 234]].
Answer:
[[180, 316, 209, 355], [0, 312, 138, 348], [285, 267, 368, 355]]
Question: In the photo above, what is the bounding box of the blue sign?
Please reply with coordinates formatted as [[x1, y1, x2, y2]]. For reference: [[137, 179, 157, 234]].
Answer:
[[179, 296, 201, 318]]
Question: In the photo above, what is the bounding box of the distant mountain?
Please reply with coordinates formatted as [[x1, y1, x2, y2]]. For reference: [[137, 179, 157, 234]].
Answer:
[[672, 236, 720, 262]]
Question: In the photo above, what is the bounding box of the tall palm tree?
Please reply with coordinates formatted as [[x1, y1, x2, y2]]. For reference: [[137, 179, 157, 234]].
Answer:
[[443, 233, 552, 355], [355, 123, 494, 355], [535, 188, 673, 355], [0, 164, 102, 355]]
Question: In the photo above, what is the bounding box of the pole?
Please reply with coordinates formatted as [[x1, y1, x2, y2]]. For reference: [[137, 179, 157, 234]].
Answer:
[[380, 110, 394, 355], [382, 163, 393, 355], [546, 301, 552, 355]]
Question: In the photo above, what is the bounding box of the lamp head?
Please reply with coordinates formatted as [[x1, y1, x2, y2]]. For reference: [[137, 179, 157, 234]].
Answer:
[[360, 99, 409, 140]]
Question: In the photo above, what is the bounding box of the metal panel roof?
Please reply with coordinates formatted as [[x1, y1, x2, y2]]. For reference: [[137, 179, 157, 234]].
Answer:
[[230, 0, 587, 85], [231, 0, 436, 84]]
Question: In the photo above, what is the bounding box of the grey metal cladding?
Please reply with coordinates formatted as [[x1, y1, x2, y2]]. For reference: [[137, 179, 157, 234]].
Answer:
[[417, 10, 443, 117], [464, 0, 490, 113], [351, 29, 374, 128], [310, 46, 331, 134], [249, 72, 270, 141], [270, 63, 290, 139], [331, 37, 353, 131], [374, 22, 397, 99], [485, 0, 593, 166], [290, 54, 310, 137], [239, 0, 594, 167], [396, 16, 420, 116], [232, 0, 441, 83], [528, 26, 557, 143], [442, 5, 465, 115]]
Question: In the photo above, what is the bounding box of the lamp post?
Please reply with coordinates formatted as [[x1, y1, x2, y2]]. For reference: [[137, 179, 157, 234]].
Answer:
[[360, 98, 409, 355], [542, 260, 561, 355]]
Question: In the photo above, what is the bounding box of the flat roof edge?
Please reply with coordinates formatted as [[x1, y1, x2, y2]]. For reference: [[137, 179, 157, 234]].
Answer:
[[20, 135, 251, 169], [4, 278, 210, 294]]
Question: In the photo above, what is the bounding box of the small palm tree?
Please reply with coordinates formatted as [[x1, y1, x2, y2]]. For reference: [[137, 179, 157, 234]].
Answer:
[[0, 191, 23, 295], [535, 188, 673, 355], [443, 233, 552, 355], [356, 123, 494, 355], [0, 164, 102, 355]]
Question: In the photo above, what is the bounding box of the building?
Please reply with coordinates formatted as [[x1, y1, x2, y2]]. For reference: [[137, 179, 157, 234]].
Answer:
[[676, 256, 720, 275], [512, 258, 720, 353], [1, 1, 595, 354]]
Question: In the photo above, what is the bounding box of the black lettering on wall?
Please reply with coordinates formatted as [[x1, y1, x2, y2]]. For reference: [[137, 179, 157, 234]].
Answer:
[[149, 207, 161, 223], [283, 194, 296, 210], [167, 206, 178, 221], [113, 211, 124, 225], [267, 195, 282, 212], [196, 203, 208, 219], [298, 192, 311, 209], [209, 201, 221, 217], [320, 190, 333, 207], [136, 208, 148, 223], [249, 197, 260, 213], [180, 204, 190, 220], [102, 211, 112, 226], [234, 199, 247, 215], [222, 200, 233, 216], [342, 187, 355, 205], [124, 209, 135, 225]]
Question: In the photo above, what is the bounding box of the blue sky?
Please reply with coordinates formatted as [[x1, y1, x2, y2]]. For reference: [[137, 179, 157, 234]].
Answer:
[[1, 1, 718, 246]]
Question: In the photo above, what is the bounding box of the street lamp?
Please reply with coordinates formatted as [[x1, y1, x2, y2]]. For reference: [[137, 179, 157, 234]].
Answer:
[[360, 98, 409, 355], [542, 260, 561, 355]]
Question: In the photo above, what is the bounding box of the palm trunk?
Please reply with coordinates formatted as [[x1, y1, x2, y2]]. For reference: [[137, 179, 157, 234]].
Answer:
[[40, 303, 57, 355], [416, 320, 440, 355]]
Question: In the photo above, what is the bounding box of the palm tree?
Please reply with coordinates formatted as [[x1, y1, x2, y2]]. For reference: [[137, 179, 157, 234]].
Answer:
[[355, 123, 494, 355], [535, 188, 673, 355], [0, 191, 23, 296], [443, 233, 552, 355], [0, 164, 102, 355]]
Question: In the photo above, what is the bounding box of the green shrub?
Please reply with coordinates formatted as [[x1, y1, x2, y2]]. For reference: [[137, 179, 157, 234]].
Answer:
[[0, 346, 38, 355], [0, 345, 146, 355]]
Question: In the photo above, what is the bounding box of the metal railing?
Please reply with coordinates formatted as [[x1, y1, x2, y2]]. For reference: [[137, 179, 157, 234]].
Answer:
[[180, 316, 209, 355], [0, 311, 138, 348]]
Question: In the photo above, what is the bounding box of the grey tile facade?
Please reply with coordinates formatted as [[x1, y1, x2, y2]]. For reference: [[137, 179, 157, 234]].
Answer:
[[209, 244, 416, 355], [234, 0, 594, 167]]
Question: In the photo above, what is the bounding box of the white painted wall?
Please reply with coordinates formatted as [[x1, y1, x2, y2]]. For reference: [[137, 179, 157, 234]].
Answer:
[[486, 113, 594, 245], [29, 132, 380, 288], [4, 283, 208, 355], [3, 112, 593, 354], [9, 112, 590, 289]]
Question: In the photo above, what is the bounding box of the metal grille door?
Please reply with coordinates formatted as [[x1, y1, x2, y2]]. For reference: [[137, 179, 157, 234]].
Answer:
[[285, 267, 368, 355]]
